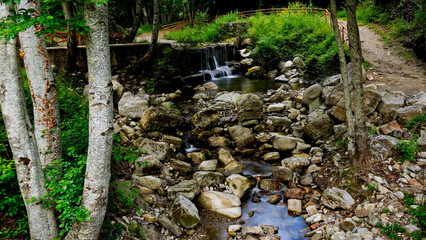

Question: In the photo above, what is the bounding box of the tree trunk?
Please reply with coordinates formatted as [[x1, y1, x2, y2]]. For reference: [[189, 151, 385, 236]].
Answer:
[[142, 6, 149, 25], [124, 0, 143, 43], [18, 0, 62, 168], [65, 2, 113, 239], [0, 3, 58, 239], [62, 1, 78, 74], [330, 0, 356, 159], [346, 0, 368, 165]]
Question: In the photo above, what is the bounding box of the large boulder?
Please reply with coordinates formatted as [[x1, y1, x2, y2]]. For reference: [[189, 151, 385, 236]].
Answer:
[[406, 92, 426, 106], [363, 89, 382, 115], [369, 135, 399, 160], [198, 191, 241, 218], [139, 107, 183, 131], [225, 174, 251, 198], [322, 84, 345, 108], [218, 148, 236, 165], [272, 135, 304, 152], [347, 62, 366, 84], [138, 138, 172, 163], [134, 155, 163, 176], [281, 156, 310, 170], [236, 94, 263, 112], [193, 171, 225, 187], [215, 92, 241, 104], [322, 187, 355, 210], [229, 125, 256, 148], [272, 166, 293, 181], [322, 74, 341, 86], [191, 109, 219, 128], [304, 109, 334, 140], [246, 66, 266, 78], [292, 56, 305, 69], [118, 92, 149, 118], [302, 84, 323, 105], [167, 180, 201, 200], [397, 105, 424, 124], [170, 195, 200, 229], [377, 93, 405, 122]]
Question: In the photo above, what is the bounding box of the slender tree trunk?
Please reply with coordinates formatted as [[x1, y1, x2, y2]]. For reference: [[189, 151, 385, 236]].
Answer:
[[330, 0, 356, 159], [346, 0, 368, 165], [0, 3, 58, 239], [142, 6, 149, 25], [62, 1, 78, 74], [18, 0, 62, 168], [65, 2, 113, 239], [124, 0, 143, 43]]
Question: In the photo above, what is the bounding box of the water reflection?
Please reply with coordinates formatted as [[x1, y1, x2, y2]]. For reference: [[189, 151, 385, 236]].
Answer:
[[211, 74, 282, 93]]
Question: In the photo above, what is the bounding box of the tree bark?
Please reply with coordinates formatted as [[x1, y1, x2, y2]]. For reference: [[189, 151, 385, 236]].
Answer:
[[65, 2, 113, 239], [18, 0, 62, 168], [124, 0, 143, 43], [330, 0, 356, 159], [62, 1, 78, 74], [346, 0, 368, 165], [0, 3, 58, 239]]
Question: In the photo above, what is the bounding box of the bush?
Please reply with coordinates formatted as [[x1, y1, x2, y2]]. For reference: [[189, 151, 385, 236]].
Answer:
[[395, 139, 419, 162]]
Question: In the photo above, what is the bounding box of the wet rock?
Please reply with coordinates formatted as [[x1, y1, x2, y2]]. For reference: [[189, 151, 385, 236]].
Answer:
[[281, 156, 310, 170], [226, 174, 251, 198], [275, 74, 289, 82], [187, 152, 205, 165], [229, 125, 256, 148], [239, 48, 252, 58], [191, 109, 220, 128], [228, 225, 242, 236], [306, 213, 324, 224], [194, 82, 218, 91], [139, 107, 183, 131], [322, 187, 355, 210], [272, 135, 304, 152], [193, 171, 224, 187], [252, 192, 261, 203], [134, 155, 163, 176], [208, 136, 231, 148], [167, 180, 200, 200], [397, 105, 424, 124], [272, 166, 293, 181], [267, 194, 283, 204], [218, 148, 236, 165], [138, 138, 172, 163], [215, 91, 241, 104], [246, 66, 266, 78], [283, 188, 304, 199], [198, 160, 217, 171], [306, 165, 321, 174], [170, 195, 200, 229], [241, 226, 263, 236], [302, 84, 323, 106], [306, 205, 318, 216], [138, 176, 162, 190], [158, 214, 183, 237], [118, 92, 149, 118], [263, 152, 280, 161], [287, 199, 302, 214], [340, 218, 356, 231], [304, 109, 334, 140], [171, 159, 192, 173], [259, 179, 281, 191], [377, 92, 405, 122], [198, 191, 242, 218]]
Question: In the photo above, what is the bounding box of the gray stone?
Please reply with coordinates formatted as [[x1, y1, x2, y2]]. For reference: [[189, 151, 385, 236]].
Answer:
[[241, 226, 263, 236], [275, 74, 289, 82], [167, 180, 200, 200], [246, 66, 266, 78], [208, 136, 231, 148], [138, 138, 172, 163], [281, 156, 310, 170], [263, 152, 280, 161], [292, 56, 305, 69], [194, 81, 218, 91], [268, 116, 292, 128], [302, 84, 323, 105], [304, 109, 334, 140], [112, 78, 124, 104], [236, 93, 263, 112], [134, 155, 163, 176], [397, 104, 424, 124], [407, 91, 426, 106], [225, 174, 251, 198], [369, 135, 399, 160], [322, 187, 355, 210], [323, 74, 341, 86], [170, 195, 200, 229], [355, 203, 376, 217], [138, 176, 162, 190], [272, 166, 293, 181], [193, 171, 225, 187], [322, 84, 344, 108], [215, 92, 241, 104], [340, 218, 356, 231], [300, 174, 313, 185], [187, 152, 205, 164], [139, 107, 183, 131], [287, 199, 302, 214], [218, 148, 236, 165], [171, 160, 193, 173], [267, 103, 286, 112], [240, 58, 254, 67], [363, 89, 382, 115], [377, 92, 405, 122], [229, 125, 256, 148], [118, 92, 149, 118], [198, 191, 241, 218], [198, 160, 217, 171], [158, 214, 183, 237], [272, 135, 304, 151], [191, 109, 220, 128]]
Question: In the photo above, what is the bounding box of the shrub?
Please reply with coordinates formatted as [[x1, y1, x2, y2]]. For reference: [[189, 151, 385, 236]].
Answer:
[[395, 139, 419, 162]]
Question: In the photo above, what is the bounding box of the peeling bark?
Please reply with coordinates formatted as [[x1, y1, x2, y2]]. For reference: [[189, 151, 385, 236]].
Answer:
[[330, 0, 356, 159], [0, 3, 58, 239], [18, 0, 62, 167], [65, 2, 113, 239], [346, 0, 368, 165]]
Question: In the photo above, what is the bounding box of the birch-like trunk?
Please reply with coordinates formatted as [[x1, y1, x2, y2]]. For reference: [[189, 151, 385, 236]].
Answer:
[[18, 0, 62, 168], [150, 0, 160, 45], [65, 2, 113, 239], [346, 0, 368, 165], [330, 0, 356, 159], [0, 4, 58, 239], [62, 1, 78, 74]]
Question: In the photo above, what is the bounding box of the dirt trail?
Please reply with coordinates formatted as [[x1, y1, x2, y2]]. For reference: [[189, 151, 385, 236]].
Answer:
[[134, 30, 176, 44], [355, 24, 425, 95]]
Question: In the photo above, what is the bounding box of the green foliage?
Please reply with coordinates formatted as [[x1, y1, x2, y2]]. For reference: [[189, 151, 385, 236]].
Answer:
[[395, 139, 419, 162], [404, 192, 415, 207], [112, 135, 140, 163], [145, 78, 155, 93], [101, 216, 125, 240], [405, 112, 426, 132], [0, 158, 25, 217], [0, 215, 29, 239], [408, 205, 426, 239], [377, 222, 406, 240]]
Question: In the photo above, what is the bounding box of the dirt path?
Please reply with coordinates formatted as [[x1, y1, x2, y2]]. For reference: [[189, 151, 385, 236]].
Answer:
[[134, 30, 176, 44], [355, 24, 425, 95]]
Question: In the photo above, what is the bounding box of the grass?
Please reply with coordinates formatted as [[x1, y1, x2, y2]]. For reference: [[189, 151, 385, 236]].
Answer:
[[166, 10, 341, 78]]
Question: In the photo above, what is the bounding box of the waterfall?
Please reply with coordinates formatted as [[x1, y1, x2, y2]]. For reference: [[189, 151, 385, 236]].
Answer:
[[199, 44, 235, 80]]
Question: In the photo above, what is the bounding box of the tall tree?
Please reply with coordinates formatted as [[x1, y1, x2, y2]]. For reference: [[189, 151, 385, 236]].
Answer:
[[124, 0, 143, 43], [346, 0, 368, 165], [0, 3, 59, 239], [65, 2, 113, 239], [329, 0, 356, 160], [18, 0, 62, 168], [62, 0, 78, 74]]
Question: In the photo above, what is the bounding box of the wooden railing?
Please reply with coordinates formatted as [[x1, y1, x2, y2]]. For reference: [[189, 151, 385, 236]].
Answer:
[[162, 7, 349, 46], [46, 31, 124, 46]]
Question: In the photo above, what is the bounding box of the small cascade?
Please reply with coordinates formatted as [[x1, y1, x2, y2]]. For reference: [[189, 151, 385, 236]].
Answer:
[[199, 44, 236, 80]]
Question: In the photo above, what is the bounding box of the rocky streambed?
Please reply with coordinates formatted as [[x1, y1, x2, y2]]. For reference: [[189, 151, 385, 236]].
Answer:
[[110, 67, 425, 239]]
